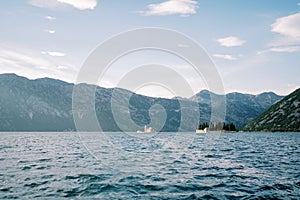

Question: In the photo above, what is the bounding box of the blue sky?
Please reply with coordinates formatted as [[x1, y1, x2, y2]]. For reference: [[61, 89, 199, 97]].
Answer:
[[0, 0, 299, 97]]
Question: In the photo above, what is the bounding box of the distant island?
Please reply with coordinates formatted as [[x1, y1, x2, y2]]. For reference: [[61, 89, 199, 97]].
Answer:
[[196, 122, 237, 133], [137, 125, 156, 133]]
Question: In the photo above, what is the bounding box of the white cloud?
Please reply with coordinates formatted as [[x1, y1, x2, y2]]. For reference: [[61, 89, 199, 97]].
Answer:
[[57, 0, 97, 10], [213, 54, 237, 60], [28, 0, 97, 10], [0, 49, 52, 70], [45, 15, 56, 20], [217, 36, 246, 47], [139, 0, 198, 16], [0, 47, 77, 82], [271, 12, 300, 38], [269, 35, 300, 47], [257, 45, 300, 55], [270, 46, 300, 52], [28, 0, 61, 9], [266, 11, 300, 53], [41, 51, 66, 57], [44, 29, 56, 34]]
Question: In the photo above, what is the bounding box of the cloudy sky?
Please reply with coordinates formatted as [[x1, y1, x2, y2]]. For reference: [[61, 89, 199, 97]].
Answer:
[[0, 0, 299, 97]]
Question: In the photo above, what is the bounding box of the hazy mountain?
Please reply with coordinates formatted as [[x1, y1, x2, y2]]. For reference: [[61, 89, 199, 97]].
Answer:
[[243, 88, 300, 132], [0, 74, 74, 131], [190, 90, 283, 128], [0, 73, 283, 131], [0, 74, 197, 132]]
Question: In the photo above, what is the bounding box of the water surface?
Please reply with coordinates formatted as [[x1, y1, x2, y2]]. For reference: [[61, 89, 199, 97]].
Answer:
[[0, 132, 299, 199]]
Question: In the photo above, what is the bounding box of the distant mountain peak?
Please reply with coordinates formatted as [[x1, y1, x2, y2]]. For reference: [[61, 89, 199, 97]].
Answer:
[[0, 73, 285, 131]]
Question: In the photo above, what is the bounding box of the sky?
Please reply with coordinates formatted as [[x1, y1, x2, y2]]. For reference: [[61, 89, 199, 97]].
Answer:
[[0, 0, 300, 98]]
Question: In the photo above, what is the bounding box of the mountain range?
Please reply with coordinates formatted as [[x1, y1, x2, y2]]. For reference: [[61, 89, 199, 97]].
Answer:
[[0, 73, 283, 132]]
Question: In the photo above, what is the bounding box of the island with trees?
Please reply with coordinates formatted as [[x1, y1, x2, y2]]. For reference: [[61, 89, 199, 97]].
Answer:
[[196, 122, 237, 133]]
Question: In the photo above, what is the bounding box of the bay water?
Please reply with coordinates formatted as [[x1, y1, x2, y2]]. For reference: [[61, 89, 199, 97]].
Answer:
[[0, 132, 299, 199]]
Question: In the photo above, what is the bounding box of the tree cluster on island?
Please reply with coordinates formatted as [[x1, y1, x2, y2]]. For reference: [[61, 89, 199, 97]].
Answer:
[[198, 122, 237, 131]]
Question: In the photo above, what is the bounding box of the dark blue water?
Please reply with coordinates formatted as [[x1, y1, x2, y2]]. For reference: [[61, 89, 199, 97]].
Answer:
[[0, 132, 299, 199]]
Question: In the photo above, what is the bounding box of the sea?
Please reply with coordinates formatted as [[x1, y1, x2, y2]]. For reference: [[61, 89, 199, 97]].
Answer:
[[0, 132, 299, 199]]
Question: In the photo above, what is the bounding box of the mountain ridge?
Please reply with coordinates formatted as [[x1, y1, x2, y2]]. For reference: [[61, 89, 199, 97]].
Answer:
[[0, 73, 284, 100], [243, 88, 300, 132], [0, 73, 283, 131]]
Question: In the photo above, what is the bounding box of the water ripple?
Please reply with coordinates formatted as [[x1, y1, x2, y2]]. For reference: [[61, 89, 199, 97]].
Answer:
[[0, 132, 299, 199]]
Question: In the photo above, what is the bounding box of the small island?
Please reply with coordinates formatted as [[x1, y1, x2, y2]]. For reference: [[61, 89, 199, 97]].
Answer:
[[196, 122, 237, 133], [137, 125, 156, 133]]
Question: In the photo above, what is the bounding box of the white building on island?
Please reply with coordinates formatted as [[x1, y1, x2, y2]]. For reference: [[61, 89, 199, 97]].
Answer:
[[137, 125, 156, 133]]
